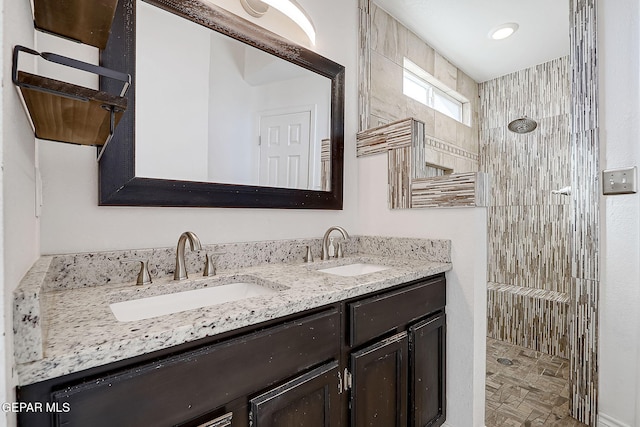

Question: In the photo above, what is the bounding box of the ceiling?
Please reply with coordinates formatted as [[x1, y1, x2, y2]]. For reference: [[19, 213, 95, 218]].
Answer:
[[373, 0, 570, 83]]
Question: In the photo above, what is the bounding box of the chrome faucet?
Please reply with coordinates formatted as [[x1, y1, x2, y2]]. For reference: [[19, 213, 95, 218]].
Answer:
[[174, 231, 202, 280], [321, 226, 350, 260]]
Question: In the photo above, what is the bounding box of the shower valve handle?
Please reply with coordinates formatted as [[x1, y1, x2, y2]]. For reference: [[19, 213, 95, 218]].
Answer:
[[551, 186, 572, 196]]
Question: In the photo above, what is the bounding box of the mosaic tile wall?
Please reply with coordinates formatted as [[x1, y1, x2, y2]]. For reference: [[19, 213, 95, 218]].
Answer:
[[568, 0, 599, 424], [487, 283, 571, 358], [480, 57, 572, 359]]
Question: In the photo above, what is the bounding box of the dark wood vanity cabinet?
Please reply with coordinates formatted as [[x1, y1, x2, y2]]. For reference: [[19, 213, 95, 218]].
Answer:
[[16, 274, 446, 427], [249, 360, 342, 426], [409, 314, 446, 427], [350, 332, 410, 426], [346, 277, 446, 427]]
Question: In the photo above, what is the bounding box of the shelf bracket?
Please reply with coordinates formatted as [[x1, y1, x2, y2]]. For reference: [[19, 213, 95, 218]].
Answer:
[[13, 45, 131, 99], [97, 106, 117, 162], [12, 45, 131, 150]]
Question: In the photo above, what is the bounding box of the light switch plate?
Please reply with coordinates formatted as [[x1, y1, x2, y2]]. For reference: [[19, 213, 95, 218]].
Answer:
[[602, 167, 637, 195]]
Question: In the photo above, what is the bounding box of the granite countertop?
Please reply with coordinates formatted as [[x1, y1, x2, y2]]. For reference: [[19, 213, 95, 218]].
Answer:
[[13, 236, 452, 386]]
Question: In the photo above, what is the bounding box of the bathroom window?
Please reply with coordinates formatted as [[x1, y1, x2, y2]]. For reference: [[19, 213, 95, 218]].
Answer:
[[402, 58, 469, 125]]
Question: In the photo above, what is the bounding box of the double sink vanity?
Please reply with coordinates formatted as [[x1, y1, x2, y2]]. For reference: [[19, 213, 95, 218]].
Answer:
[[14, 232, 451, 427]]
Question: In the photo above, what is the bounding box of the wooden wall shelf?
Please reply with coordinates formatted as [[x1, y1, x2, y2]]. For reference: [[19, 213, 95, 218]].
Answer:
[[16, 71, 127, 147], [12, 46, 130, 150], [33, 0, 119, 49]]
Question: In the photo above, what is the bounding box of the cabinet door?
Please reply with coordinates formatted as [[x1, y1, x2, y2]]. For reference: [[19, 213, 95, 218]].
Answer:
[[250, 360, 341, 427], [409, 313, 446, 427], [350, 332, 409, 427]]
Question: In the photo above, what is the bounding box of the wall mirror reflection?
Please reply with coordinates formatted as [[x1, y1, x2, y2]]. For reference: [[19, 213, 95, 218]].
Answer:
[[99, 0, 345, 208], [136, 2, 332, 190]]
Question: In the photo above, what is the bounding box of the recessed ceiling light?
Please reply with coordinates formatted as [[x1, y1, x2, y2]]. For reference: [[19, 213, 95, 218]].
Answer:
[[488, 23, 519, 40]]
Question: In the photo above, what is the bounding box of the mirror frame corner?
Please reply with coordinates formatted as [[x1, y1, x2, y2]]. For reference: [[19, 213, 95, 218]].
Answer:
[[98, 0, 345, 209]]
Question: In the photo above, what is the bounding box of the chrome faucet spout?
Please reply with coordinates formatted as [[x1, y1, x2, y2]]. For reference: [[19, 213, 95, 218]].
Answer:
[[321, 226, 349, 260], [174, 231, 202, 280]]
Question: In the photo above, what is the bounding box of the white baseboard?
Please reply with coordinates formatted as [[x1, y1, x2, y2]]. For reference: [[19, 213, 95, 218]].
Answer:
[[599, 413, 632, 427]]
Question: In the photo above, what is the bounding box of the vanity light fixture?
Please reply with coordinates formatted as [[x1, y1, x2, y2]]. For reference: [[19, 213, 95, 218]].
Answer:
[[488, 22, 519, 40], [240, 0, 316, 45]]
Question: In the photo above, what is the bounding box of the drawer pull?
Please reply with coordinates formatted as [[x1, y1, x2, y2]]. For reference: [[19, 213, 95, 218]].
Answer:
[[197, 412, 233, 427]]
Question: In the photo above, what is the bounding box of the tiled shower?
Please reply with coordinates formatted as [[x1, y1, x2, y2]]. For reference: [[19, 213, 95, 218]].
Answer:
[[479, 0, 599, 422], [480, 56, 572, 359]]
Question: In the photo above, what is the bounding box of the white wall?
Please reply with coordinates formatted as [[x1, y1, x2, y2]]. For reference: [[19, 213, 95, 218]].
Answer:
[[598, 0, 640, 426], [2, 0, 39, 424], [208, 36, 256, 184], [136, 1, 211, 181], [357, 155, 487, 427], [37, 0, 359, 255]]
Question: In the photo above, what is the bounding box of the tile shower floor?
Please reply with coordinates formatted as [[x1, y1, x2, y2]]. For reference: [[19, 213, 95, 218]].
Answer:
[[485, 337, 588, 427]]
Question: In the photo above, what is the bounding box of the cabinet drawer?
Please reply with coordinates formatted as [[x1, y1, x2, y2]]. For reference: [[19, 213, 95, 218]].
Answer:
[[348, 276, 445, 347], [51, 307, 340, 427]]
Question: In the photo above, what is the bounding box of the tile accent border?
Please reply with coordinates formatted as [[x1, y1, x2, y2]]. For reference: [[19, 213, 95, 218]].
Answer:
[[356, 117, 414, 156], [412, 172, 489, 208], [358, 0, 371, 132], [357, 118, 489, 208], [569, 0, 599, 424]]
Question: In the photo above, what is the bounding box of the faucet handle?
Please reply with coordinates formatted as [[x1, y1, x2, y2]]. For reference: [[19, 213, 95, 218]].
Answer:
[[336, 242, 344, 258], [123, 259, 152, 286], [299, 245, 314, 263], [203, 252, 225, 277]]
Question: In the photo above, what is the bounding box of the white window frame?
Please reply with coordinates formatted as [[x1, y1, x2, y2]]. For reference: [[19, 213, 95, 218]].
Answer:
[[402, 58, 471, 126]]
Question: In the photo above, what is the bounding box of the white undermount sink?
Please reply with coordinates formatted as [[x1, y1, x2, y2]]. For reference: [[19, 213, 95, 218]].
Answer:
[[317, 263, 391, 277], [110, 282, 277, 322]]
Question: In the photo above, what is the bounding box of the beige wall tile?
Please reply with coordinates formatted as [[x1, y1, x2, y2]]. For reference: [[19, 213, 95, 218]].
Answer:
[[456, 157, 478, 173], [370, 51, 404, 121], [405, 31, 435, 75], [456, 69, 478, 102], [434, 112, 457, 143], [370, 4, 405, 66], [434, 52, 457, 90], [405, 98, 435, 135]]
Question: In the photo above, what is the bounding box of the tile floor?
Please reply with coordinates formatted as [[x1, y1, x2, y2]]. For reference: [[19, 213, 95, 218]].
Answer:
[[485, 337, 588, 427]]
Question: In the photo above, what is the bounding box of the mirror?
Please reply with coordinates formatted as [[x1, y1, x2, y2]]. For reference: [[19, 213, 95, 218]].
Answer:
[[99, 0, 344, 208]]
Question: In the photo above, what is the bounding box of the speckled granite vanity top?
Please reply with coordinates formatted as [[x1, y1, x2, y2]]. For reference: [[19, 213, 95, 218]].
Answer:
[[13, 236, 451, 386]]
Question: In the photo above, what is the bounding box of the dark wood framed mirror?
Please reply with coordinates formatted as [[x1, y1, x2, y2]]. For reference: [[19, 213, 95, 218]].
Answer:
[[99, 0, 344, 208]]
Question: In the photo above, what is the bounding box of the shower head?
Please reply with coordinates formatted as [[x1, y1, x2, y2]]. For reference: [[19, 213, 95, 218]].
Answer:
[[508, 116, 538, 134]]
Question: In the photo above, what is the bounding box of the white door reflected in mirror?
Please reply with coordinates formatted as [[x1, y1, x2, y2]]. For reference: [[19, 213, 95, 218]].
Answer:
[[259, 109, 311, 189]]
